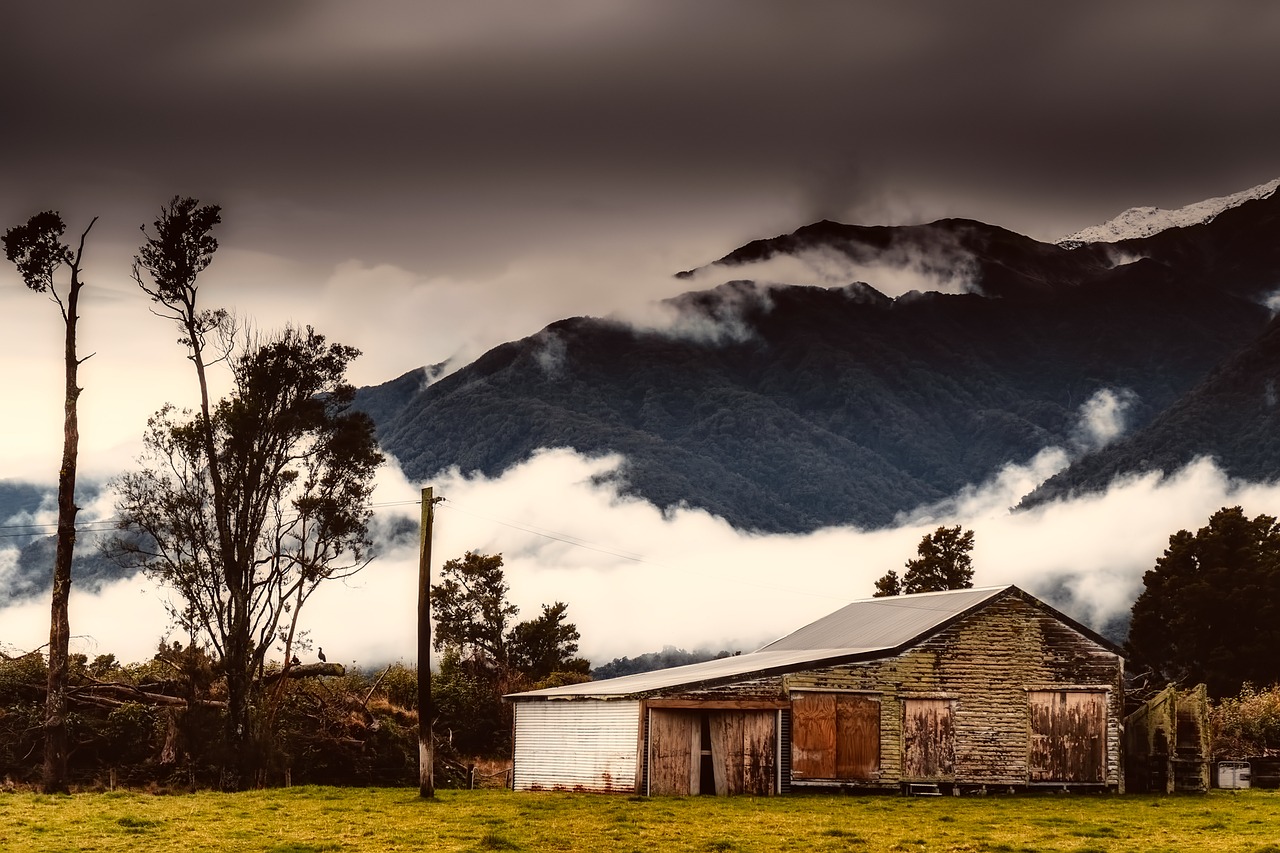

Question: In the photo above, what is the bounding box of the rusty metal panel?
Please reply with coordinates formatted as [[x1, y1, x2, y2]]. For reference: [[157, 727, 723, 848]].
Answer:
[[902, 698, 955, 779], [512, 700, 640, 792], [1028, 690, 1106, 783], [648, 709, 699, 796]]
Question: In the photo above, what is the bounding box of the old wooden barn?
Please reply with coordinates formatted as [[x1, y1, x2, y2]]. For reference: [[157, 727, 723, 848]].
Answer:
[[506, 585, 1125, 795]]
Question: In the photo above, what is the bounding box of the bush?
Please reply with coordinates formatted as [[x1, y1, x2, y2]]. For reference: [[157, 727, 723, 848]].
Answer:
[[1212, 683, 1280, 758]]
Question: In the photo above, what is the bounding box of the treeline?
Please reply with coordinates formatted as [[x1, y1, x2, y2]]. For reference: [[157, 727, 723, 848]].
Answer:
[[592, 646, 734, 680]]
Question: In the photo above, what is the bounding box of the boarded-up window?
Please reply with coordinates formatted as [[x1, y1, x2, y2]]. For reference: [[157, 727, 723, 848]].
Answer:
[[1028, 690, 1106, 783], [902, 698, 955, 779], [791, 692, 879, 781]]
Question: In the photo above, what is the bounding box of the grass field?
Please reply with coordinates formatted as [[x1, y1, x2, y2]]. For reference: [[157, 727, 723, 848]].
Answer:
[[2, 787, 1279, 853]]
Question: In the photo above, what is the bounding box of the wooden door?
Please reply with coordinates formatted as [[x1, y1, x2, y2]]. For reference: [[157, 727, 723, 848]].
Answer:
[[791, 692, 879, 781], [902, 698, 956, 779], [708, 711, 777, 795], [648, 710, 699, 795], [1028, 690, 1106, 783]]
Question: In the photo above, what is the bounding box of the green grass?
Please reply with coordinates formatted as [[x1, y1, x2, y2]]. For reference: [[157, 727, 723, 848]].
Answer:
[[0, 787, 1278, 852]]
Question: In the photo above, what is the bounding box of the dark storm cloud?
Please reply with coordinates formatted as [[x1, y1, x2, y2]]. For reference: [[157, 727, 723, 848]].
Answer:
[[7, 1, 1280, 665], [4, 0, 1280, 274]]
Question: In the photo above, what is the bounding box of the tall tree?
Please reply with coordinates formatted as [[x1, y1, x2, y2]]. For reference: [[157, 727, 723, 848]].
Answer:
[[431, 551, 518, 670], [3, 210, 97, 793], [114, 198, 383, 789], [1128, 506, 1280, 698], [874, 525, 976, 597], [111, 325, 382, 788], [430, 552, 588, 754], [508, 602, 590, 681]]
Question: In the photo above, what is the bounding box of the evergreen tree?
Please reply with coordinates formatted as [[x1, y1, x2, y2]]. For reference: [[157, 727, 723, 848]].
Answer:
[[874, 526, 975, 597], [1128, 506, 1280, 697]]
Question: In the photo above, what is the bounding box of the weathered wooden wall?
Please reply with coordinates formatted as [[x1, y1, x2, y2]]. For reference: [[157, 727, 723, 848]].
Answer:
[[662, 592, 1123, 791], [646, 707, 777, 795], [513, 590, 1123, 795]]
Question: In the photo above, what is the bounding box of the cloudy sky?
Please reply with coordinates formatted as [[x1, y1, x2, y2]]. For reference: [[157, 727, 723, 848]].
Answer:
[[3, 2, 1280, 668]]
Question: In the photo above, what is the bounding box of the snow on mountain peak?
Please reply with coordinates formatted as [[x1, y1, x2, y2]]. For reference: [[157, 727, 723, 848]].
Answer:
[[1057, 177, 1280, 248]]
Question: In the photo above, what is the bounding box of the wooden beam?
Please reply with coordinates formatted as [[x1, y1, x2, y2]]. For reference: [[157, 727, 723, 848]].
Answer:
[[645, 698, 789, 710]]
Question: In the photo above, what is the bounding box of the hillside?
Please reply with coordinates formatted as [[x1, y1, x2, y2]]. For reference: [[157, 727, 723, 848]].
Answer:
[[1023, 314, 1280, 507], [355, 201, 1277, 531], [0, 481, 131, 607]]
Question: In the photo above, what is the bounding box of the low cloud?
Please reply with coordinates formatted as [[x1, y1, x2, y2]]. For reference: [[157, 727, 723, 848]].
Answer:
[[5, 441, 1278, 671], [1071, 387, 1138, 454], [1264, 287, 1280, 316], [684, 232, 981, 298], [613, 280, 776, 345], [533, 332, 569, 378]]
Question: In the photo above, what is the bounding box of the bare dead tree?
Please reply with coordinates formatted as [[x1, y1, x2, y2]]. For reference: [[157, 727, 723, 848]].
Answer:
[[3, 211, 97, 794]]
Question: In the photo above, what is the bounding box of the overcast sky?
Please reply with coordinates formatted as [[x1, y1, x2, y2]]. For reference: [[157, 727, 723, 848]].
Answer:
[[3, 2, 1280, 667]]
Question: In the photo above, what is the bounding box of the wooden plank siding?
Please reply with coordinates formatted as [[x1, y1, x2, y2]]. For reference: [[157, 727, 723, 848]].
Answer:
[[902, 698, 956, 779], [648, 709, 700, 796], [648, 709, 778, 796], [512, 588, 1123, 795], [785, 594, 1121, 789], [709, 711, 777, 795], [1028, 690, 1106, 783]]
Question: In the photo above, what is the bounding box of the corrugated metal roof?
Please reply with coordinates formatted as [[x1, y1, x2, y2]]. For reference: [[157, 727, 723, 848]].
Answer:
[[510, 647, 885, 699], [508, 585, 1013, 700], [758, 585, 1008, 652]]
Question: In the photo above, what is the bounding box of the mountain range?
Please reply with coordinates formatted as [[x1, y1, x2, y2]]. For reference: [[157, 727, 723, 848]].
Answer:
[[5, 179, 1279, 607], [354, 180, 1280, 533]]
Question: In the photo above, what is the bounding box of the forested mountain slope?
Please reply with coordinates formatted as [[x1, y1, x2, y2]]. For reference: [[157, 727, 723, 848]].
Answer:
[[1023, 313, 1280, 507], [356, 200, 1278, 532]]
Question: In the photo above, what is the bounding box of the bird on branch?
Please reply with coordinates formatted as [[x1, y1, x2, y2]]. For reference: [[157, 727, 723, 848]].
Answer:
[[317, 647, 327, 663]]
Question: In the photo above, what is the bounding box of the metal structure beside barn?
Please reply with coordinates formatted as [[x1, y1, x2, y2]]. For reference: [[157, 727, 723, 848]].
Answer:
[[506, 585, 1126, 795]]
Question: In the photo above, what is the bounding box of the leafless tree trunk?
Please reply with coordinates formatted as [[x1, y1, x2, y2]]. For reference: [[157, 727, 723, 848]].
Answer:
[[4, 212, 96, 794]]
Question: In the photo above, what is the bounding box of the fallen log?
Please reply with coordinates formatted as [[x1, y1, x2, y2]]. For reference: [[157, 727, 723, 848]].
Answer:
[[260, 662, 346, 686]]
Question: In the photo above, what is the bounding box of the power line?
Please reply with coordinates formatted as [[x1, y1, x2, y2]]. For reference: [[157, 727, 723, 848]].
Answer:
[[0, 497, 432, 538]]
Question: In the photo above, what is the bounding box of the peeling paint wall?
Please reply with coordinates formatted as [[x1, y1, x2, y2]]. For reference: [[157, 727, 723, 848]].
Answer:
[[663, 593, 1124, 790], [512, 590, 1124, 795]]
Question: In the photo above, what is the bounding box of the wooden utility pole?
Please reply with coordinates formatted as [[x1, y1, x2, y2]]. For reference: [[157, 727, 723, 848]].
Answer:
[[418, 486, 438, 798]]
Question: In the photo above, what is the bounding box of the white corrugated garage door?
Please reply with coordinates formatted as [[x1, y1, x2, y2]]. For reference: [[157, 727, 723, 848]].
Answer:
[[512, 699, 641, 793]]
